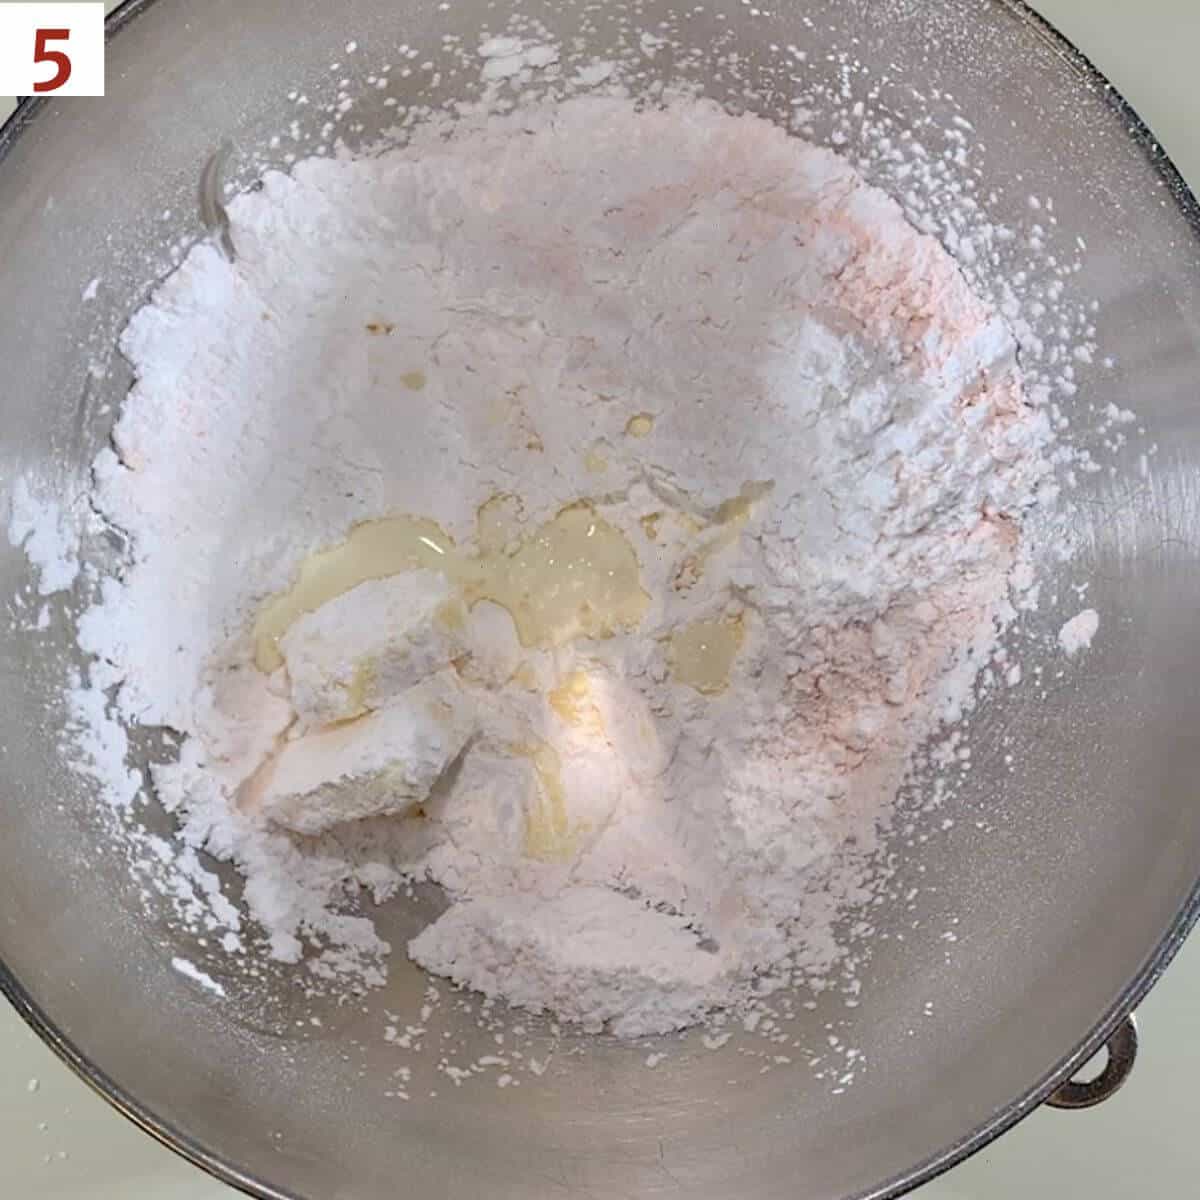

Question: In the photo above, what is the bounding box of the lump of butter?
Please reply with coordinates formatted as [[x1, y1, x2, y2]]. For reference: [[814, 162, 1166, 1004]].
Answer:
[[247, 675, 475, 836], [279, 570, 460, 730]]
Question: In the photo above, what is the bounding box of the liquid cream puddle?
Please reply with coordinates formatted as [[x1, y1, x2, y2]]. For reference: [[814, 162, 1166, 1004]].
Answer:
[[253, 500, 650, 672]]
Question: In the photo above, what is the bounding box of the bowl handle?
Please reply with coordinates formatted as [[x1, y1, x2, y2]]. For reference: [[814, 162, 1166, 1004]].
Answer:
[[1046, 1013, 1138, 1110]]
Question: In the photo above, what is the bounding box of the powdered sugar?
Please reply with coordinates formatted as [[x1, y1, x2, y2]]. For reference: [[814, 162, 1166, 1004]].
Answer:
[[47, 88, 1058, 1039], [411, 888, 735, 1037], [172, 956, 228, 998], [1058, 609, 1100, 657], [6, 478, 79, 597]]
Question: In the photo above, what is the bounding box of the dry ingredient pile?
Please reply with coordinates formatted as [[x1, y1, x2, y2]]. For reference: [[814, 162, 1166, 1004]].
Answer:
[[65, 90, 1059, 1038]]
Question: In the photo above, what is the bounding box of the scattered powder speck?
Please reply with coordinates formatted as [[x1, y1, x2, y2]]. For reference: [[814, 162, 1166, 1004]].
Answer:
[[171, 957, 228, 998], [1058, 609, 1100, 658], [6, 478, 79, 597]]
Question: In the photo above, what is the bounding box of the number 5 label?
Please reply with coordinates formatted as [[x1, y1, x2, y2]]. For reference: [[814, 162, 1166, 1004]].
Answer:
[[0, 3, 105, 97]]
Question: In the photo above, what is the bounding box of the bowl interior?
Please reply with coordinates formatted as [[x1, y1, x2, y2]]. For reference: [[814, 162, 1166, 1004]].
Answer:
[[3, 1, 1200, 1198]]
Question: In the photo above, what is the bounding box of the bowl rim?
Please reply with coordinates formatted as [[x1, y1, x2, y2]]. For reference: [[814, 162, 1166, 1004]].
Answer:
[[2, 2, 1199, 1198]]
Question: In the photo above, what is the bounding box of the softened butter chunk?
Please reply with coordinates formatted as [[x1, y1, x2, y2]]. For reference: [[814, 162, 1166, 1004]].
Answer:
[[279, 570, 459, 730], [251, 675, 474, 835]]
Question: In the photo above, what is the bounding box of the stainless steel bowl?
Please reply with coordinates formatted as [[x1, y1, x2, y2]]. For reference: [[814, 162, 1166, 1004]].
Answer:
[[3, 1, 1200, 1197]]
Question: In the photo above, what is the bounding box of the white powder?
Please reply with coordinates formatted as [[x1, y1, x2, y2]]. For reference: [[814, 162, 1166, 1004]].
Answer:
[[6, 478, 79, 597], [19, 79, 1079, 1039], [1058, 609, 1100, 657], [171, 957, 228, 998]]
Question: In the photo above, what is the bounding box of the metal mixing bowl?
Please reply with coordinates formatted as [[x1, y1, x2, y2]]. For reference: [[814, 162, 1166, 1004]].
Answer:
[[3, 1, 1200, 1197]]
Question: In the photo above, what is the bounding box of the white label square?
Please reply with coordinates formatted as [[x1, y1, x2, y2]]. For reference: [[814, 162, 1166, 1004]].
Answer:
[[0, 3, 105, 97]]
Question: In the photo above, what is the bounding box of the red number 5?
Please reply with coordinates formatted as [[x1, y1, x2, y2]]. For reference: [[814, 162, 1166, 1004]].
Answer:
[[33, 28, 72, 94]]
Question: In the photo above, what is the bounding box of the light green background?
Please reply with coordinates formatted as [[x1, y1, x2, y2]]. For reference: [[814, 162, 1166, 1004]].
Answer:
[[3, 1, 1199, 1196]]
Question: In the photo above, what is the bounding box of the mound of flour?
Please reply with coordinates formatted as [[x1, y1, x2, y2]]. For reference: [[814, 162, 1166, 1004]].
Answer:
[[59, 92, 1057, 1036]]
